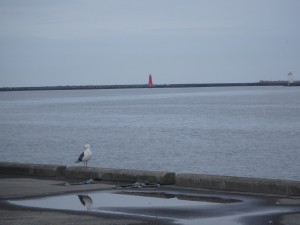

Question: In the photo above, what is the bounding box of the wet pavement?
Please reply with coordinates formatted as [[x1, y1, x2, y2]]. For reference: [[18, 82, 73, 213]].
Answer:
[[1, 176, 300, 225]]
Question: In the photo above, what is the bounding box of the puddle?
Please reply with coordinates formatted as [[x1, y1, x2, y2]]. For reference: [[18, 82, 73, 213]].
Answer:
[[8, 190, 299, 225], [9, 190, 222, 211]]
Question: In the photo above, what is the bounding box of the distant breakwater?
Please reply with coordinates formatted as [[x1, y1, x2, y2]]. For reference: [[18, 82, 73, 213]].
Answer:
[[1, 81, 299, 92]]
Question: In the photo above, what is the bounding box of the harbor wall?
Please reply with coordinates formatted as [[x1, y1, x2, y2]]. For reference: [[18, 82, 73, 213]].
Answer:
[[1, 81, 300, 92], [1, 162, 300, 196]]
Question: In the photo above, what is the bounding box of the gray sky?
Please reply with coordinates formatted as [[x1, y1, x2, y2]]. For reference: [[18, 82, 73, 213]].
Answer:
[[0, 0, 299, 87]]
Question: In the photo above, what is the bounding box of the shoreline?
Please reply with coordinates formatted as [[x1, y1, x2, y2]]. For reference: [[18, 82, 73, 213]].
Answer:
[[1, 81, 300, 92]]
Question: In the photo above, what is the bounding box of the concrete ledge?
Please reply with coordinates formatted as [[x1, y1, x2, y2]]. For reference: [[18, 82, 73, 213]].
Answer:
[[65, 167, 102, 180], [1, 162, 300, 196], [0, 162, 66, 177], [99, 168, 175, 185], [65, 167, 176, 185], [176, 173, 300, 196]]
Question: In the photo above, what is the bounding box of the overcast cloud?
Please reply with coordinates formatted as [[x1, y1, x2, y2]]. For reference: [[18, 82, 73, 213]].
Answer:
[[0, 0, 299, 87]]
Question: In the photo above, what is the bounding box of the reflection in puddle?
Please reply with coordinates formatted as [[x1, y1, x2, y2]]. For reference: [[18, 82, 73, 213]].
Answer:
[[78, 195, 93, 210], [9, 190, 298, 225]]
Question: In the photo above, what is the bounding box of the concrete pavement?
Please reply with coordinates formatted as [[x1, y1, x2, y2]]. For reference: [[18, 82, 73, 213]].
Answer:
[[0, 174, 300, 225], [1, 162, 300, 225]]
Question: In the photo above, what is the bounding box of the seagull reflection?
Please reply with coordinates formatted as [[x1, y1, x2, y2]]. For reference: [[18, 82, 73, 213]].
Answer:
[[78, 194, 93, 210]]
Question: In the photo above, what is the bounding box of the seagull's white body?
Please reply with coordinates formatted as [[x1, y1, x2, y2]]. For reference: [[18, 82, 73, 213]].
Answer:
[[76, 144, 92, 167]]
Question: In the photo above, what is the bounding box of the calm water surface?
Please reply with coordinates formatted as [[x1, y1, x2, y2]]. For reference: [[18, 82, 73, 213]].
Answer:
[[0, 87, 299, 180]]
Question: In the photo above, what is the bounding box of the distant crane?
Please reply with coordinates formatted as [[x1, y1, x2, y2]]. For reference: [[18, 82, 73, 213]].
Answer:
[[288, 72, 294, 85]]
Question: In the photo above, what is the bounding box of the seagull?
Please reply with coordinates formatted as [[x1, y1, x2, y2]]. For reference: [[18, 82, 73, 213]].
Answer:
[[75, 144, 92, 167]]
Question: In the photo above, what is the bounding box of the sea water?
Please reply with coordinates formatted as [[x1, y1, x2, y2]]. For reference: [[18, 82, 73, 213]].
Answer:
[[0, 86, 299, 180]]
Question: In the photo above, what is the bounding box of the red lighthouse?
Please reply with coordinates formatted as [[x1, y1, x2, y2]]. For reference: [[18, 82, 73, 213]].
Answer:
[[148, 74, 153, 87]]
